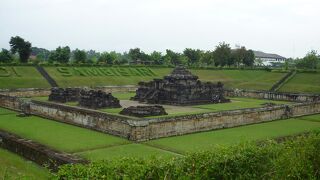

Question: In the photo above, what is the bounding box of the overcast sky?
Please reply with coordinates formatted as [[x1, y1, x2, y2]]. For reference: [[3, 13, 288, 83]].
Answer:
[[1, 0, 319, 58]]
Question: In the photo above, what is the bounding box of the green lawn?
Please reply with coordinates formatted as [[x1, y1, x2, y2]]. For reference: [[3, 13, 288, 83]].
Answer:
[[112, 92, 136, 100], [0, 66, 50, 89], [45, 67, 285, 90], [146, 119, 320, 154], [0, 148, 49, 179], [279, 72, 320, 93], [296, 114, 320, 122], [0, 113, 128, 153], [0, 107, 16, 115], [76, 143, 178, 161]]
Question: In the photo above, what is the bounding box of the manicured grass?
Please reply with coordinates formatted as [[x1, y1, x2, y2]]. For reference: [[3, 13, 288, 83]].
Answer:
[[297, 114, 320, 122], [0, 66, 50, 89], [193, 97, 291, 112], [0, 108, 16, 115], [0, 113, 128, 153], [76, 143, 178, 161], [0, 148, 49, 179], [45, 67, 285, 90], [44, 67, 170, 88], [112, 92, 136, 100], [146, 119, 320, 154], [279, 72, 320, 93], [191, 69, 286, 90]]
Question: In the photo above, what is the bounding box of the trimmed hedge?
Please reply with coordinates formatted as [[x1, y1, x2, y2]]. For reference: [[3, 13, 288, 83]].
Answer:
[[53, 131, 320, 179]]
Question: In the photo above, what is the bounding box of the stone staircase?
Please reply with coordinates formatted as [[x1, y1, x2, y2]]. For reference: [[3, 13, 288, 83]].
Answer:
[[269, 70, 296, 92], [35, 66, 58, 87]]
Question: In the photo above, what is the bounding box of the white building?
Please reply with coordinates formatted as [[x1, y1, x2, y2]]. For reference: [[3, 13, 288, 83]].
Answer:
[[254, 51, 286, 66]]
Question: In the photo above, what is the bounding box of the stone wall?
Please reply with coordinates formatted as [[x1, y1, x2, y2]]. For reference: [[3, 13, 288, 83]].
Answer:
[[29, 100, 133, 139], [0, 130, 87, 171], [0, 93, 23, 111], [225, 89, 320, 102]]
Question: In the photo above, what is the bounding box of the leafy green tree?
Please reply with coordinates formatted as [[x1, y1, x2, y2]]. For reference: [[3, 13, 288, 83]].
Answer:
[[165, 49, 181, 66], [149, 51, 164, 65], [73, 49, 87, 63], [296, 50, 319, 69], [0, 49, 13, 63], [243, 49, 255, 66], [233, 46, 247, 66], [9, 36, 32, 63], [31, 47, 50, 60], [49, 46, 71, 63], [98, 52, 117, 65], [128, 48, 144, 64], [213, 42, 232, 67], [183, 48, 202, 65], [200, 51, 214, 65]]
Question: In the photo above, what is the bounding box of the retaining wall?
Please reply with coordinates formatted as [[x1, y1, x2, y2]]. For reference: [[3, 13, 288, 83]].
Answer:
[[0, 130, 87, 171], [225, 89, 320, 102]]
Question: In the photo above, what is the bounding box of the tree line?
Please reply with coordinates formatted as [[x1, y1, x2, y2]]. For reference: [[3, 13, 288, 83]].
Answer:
[[1, 36, 319, 69]]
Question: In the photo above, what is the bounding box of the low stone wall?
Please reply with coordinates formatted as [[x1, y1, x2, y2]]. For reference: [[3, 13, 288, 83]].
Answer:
[[96, 85, 137, 93], [225, 89, 320, 102], [135, 102, 320, 141], [0, 130, 87, 171], [0, 88, 50, 97], [0, 94, 23, 111], [29, 100, 134, 139]]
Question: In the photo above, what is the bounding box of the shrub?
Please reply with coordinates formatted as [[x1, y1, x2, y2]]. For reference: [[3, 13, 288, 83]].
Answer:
[[53, 132, 320, 179]]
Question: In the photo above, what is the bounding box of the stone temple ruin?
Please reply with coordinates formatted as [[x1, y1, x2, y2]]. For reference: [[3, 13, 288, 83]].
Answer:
[[78, 89, 121, 109], [48, 87, 80, 103], [120, 105, 167, 117], [132, 66, 230, 105]]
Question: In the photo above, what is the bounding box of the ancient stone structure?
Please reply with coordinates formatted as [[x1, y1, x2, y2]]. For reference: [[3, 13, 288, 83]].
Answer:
[[48, 87, 80, 103], [120, 105, 167, 117], [132, 66, 230, 105], [78, 89, 121, 109]]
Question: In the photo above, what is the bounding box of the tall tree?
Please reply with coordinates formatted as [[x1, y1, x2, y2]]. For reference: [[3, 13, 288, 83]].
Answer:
[[149, 51, 164, 65], [213, 42, 231, 67], [128, 48, 143, 64], [9, 36, 32, 63], [243, 49, 255, 66], [296, 50, 319, 69], [49, 46, 71, 63], [165, 49, 181, 66], [233, 46, 247, 66], [183, 48, 202, 65], [200, 51, 214, 65], [0, 49, 13, 63], [73, 49, 87, 63]]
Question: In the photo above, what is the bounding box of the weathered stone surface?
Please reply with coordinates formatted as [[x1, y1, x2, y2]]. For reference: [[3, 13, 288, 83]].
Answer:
[[120, 105, 167, 117], [48, 87, 80, 103], [132, 66, 230, 105], [79, 89, 121, 109]]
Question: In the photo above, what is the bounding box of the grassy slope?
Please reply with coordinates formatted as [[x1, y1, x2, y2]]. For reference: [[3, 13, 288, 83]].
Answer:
[[0, 113, 128, 153], [76, 144, 177, 161], [146, 119, 320, 154], [279, 72, 320, 93], [0, 66, 50, 89], [45, 67, 285, 90], [0, 148, 49, 179]]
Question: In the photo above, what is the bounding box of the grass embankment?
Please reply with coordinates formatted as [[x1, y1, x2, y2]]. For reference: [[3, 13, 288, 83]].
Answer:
[[0, 148, 49, 179], [45, 67, 286, 90], [0, 66, 50, 89], [279, 72, 320, 93]]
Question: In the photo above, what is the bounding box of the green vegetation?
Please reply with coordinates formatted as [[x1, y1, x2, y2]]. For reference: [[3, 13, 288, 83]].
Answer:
[[146, 119, 320, 153], [0, 113, 128, 153], [76, 144, 177, 161], [0, 148, 49, 179], [279, 72, 320, 93], [55, 131, 320, 179], [0, 107, 15, 115], [0, 66, 50, 89]]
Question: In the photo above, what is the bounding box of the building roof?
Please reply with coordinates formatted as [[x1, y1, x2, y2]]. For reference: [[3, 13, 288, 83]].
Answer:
[[253, 51, 286, 59]]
